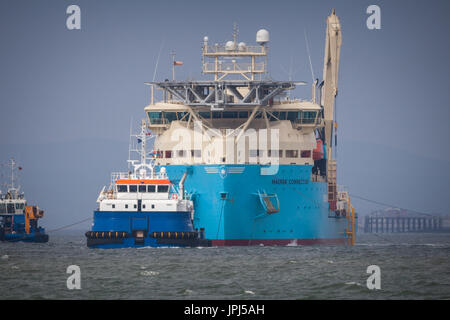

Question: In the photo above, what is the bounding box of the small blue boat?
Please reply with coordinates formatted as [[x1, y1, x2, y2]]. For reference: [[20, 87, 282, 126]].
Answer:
[[0, 159, 48, 243], [85, 120, 210, 248]]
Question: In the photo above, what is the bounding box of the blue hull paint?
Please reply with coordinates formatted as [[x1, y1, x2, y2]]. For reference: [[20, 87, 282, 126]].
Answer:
[[0, 214, 48, 243], [89, 210, 196, 248], [162, 164, 348, 243], [88, 164, 351, 248]]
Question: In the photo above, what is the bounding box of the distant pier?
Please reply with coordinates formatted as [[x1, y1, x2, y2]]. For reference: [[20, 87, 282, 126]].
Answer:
[[364, 216, 448, 233]]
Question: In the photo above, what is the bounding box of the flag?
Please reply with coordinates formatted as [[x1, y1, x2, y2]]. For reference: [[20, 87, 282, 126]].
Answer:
[[173, 61, 183, 66], [18, 167, 22, 170], [137, 138, 142, 144]]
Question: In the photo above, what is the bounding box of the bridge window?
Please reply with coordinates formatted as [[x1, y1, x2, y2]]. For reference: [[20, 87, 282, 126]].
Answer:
[[199, 111, 210, 119], [268, 111, 278, 121], [117, 185, 128, 193], [148, 112, 163, 124], [239, 111, 249, 118], [286, 150, 299, 158], [7, 203, 15, 213], [222, 111, 238, 119], [157, 185, 169, 193], [129, 185, 137, 193], [302, 111, 317, 124], [147, 185, 156, 192], [164, 112, 177, 123], [177, 112, 188, 120], [139, 185, 147, 193]]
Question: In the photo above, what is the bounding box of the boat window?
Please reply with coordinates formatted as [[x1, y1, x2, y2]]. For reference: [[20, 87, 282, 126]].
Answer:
[[268, 150, 283, 158], [117, 185, 128, 193], [238, 111, 249, 118], [7, 203, 15, 214], [286, 150, 299, 158], [15, 203, 21, 210], [129, 185, 137, 193], [0, 204, 5, 214], [125, 204, 128, 209], [254, 112, 263, 119], [222, 111, 238, 119], [191, 150, 201, 157], [147, 185, 156, 192], [199, 111, 210, 119], [148, 112, 163, 124], [165, 150, 172, 158], [301, 150, 311, 158], [112, 204, 115, 209], [177, 112, 188, 120], [157, 185, 169, 193], [177, 150, 186, 157], [139, 185, 147, 193], [287, 112, 301, 122], [268, 111, 279, 121], [249, 150, 263, 157], [212, 111, 222, 119], [20, 203, 24, 209], [164, 112, 177, 123], [279, 112, 287, 120], [302, 111, 317, 124]]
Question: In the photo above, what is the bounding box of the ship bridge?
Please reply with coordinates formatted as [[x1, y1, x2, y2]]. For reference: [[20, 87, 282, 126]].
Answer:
[[143, 27, 324, 167]]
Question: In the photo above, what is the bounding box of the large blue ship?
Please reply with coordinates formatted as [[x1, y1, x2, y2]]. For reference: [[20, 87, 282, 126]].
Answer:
[[87, 10, 356, 248]]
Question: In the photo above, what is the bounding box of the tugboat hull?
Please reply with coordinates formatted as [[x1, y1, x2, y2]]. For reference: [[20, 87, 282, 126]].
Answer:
[[86, 210, 208, 248]]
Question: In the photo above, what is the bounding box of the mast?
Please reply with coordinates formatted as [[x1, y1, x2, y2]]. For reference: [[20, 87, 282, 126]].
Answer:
[[321, 9, 342, 212], [321, 8, 342, 162], [10, 158, 15, 190]]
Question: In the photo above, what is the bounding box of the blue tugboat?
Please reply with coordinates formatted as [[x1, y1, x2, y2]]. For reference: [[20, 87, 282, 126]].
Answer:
[[0, 159, 48, 243], [85, 120, 210, 248]]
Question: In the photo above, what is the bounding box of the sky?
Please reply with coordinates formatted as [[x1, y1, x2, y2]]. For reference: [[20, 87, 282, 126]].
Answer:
[[0, 0, 449, 230]]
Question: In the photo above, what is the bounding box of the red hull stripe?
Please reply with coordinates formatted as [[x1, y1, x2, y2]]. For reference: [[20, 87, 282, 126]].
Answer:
[[210, 238, 347, 246]]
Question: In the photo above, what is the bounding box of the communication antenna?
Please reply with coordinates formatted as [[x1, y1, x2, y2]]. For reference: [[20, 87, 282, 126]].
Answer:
[[152, 39, 165, 82], [128, 116, 133, 171], [304, 29, 315, 81]]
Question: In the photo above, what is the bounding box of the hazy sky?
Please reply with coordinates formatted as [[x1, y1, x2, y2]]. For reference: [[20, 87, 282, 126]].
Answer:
[[0, 0, 449, 229]]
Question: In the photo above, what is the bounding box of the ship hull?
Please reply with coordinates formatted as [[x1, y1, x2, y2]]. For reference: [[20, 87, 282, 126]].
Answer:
[[160, 164, 350, 245], [87, 210, 209, 248], [87, 164, 352, 248], [0, 214, 49, 243]]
